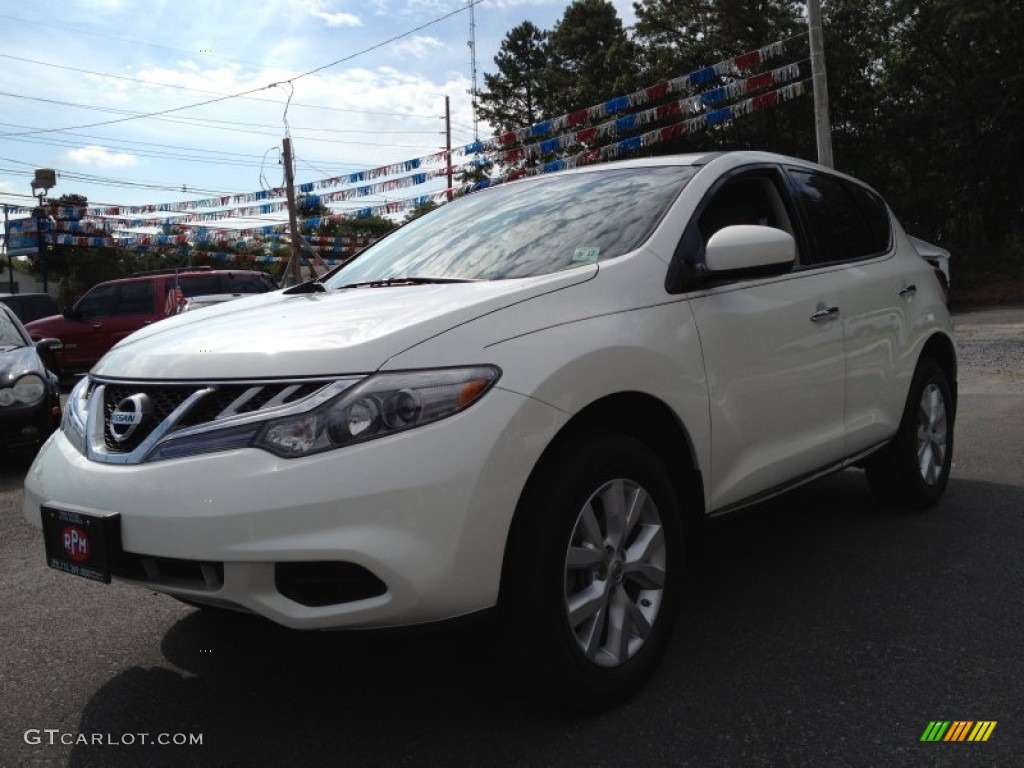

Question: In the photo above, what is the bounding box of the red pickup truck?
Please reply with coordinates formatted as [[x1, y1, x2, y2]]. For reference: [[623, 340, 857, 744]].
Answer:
[[26, 269, 278, 373]]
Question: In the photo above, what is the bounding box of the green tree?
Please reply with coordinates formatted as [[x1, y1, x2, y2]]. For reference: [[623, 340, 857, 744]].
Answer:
[[478, 21, 551, 135], [402, 201, 439, 224], [877, 0, 1024, 267], [632, 0, 809, 156], [633, 0, 801, 79], [821, 0, 895, 167], [546, 0, 639, 115]]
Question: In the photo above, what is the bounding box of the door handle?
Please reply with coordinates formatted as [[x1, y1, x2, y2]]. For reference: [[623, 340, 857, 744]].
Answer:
[[898, 284, 917, 297], [810, 305, 840, 322]]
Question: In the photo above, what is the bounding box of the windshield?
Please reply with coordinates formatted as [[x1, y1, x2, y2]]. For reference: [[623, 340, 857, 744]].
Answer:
[[0, 310, 28, 350], [324, 165, 696, 286]]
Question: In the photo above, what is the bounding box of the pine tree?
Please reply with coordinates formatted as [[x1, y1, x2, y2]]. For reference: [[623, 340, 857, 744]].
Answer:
[[477, 21, 550, 135]]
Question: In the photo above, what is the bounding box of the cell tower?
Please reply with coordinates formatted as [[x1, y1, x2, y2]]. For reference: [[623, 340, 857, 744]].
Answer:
[[467, 1, 480, 142]]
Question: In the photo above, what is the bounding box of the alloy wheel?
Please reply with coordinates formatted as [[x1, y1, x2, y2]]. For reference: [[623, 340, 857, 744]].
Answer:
[[563, 478, 667, 668]]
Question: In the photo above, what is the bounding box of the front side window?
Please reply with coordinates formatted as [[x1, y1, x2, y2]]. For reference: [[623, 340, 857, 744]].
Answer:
[[697, 174, 795, 244], [325, 166, 696, 286], [75, 285, 118, 320]]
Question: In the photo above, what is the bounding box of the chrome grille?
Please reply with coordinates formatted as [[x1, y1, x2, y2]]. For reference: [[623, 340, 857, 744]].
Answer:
[[93, 378, 338, 459], [103, 384, 195, 452]]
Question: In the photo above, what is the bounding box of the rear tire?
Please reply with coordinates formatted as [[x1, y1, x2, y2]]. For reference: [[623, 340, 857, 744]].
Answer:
[[502, 432, 684, 711], [865, 358, 954, 510]]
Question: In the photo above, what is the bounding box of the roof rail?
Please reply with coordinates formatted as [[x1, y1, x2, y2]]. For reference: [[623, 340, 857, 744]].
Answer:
[[129, 266, 214, 277]]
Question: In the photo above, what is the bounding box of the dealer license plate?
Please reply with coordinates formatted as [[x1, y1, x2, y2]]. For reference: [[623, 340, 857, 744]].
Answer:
[[42, 506, 121, 584]]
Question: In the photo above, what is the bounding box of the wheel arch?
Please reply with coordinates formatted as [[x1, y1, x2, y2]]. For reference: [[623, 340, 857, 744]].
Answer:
[[919, 331, 958, 413], [498, 391, 704, 609]]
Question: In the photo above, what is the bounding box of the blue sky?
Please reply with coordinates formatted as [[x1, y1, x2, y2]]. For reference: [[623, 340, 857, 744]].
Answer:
[[0, 0, 637, 226]]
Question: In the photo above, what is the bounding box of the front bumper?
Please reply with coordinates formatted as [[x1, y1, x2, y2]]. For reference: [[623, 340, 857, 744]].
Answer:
[[0, 396, 60, 450], [24, 387, 564, 629]]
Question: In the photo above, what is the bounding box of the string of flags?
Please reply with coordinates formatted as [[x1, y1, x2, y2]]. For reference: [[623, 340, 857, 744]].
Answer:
[[36, 77, 807, 248], [6, 34, 810, 255], [468, 80, 809, 189], [4, 36, 801, 223], [489, 63, 803, 168], [488, 41, 793, 149]]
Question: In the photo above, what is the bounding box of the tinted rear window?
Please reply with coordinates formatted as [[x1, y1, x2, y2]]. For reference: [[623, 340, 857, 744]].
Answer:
[[220, 272, 276, 293], [789, 169, 891, 264], [178, 272, 275, 295], [0, 295, 59, 323], [178, 275, 221, 296]]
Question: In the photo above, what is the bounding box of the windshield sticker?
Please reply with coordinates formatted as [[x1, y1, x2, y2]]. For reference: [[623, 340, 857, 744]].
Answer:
[[571, 247, 600, 263]]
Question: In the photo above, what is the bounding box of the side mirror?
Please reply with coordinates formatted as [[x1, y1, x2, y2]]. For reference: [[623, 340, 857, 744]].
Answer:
[[35, 338, 64, 374], [705, 225, 796, 273]]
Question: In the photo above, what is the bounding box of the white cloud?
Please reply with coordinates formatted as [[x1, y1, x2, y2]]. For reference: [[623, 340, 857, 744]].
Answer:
[[391, 35, 446, 59], [314, 10, 362, 27], [66, 146, 139, 167], [290, 0, 363, 28]]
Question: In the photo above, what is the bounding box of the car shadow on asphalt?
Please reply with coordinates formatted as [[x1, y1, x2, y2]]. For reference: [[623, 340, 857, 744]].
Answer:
[[66, 470, 1024, 767]]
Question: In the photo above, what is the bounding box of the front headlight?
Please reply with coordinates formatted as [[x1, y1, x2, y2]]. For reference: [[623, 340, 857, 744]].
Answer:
[[0, 374, 46, 406], [62, 375, 90, 455], [143, 366, 501, 462], [254, 366, 501, 458]]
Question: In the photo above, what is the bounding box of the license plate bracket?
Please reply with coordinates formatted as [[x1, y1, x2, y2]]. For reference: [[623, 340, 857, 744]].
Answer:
[[42, 506, 121, 584]]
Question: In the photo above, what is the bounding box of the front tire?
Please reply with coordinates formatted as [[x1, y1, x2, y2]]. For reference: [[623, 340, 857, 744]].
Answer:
[[503, 432, 684, 710], [865, 358, 955, 509]]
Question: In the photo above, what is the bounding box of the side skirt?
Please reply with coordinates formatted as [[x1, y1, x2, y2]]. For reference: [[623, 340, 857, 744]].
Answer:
[[706, 441, 890, 518]]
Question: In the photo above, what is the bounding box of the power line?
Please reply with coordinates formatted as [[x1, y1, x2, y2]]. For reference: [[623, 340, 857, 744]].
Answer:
[[0, 123, 272, 161], [0, 13, 279, 71], [0, 54, 441, 120], [0, 93, 450, 149], [0, 2, 482, 139]]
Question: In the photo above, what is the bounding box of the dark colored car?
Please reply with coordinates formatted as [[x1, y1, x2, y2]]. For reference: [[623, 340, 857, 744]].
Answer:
[[0, 304, 62, 453], [25, 269, 279, 373], [0, 293, 60, 324]]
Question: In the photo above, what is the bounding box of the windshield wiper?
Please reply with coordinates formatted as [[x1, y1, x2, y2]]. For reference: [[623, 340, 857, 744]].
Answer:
[[283, 280, 326, 294], [336, 276, 478, 290]]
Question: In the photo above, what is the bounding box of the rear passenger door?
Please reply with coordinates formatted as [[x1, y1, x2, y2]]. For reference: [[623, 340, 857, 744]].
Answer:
[[685, 166, 850, 512], [784, 167, 906, 456]]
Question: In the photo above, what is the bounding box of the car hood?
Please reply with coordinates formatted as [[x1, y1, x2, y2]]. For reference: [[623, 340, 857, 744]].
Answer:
[[93, 269, 597, 380], [0, 345, 45, 383]]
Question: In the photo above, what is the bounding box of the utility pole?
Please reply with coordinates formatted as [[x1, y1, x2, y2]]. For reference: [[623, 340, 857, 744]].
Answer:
[[445, 96, 453, 202], [467, 0, 480, 142], [2, 204, 14, 292], [282, 137, 303, 287], [31, 169, 56, 294], [807, 0, 834, 168]]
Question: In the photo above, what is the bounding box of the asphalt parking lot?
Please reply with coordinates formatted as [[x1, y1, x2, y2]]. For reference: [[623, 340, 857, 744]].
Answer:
[[0, 305, 1021, 767]]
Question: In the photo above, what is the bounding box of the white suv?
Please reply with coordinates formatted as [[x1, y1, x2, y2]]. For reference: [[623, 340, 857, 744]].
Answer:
[[24, 152, 956, 708]]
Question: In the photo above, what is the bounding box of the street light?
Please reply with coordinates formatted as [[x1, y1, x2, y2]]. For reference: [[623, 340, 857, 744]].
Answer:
[[30, 169, 56, 293]]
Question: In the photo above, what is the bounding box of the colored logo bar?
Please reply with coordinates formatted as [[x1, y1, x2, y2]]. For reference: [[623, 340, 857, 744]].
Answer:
[[920, 721, 997, 742]]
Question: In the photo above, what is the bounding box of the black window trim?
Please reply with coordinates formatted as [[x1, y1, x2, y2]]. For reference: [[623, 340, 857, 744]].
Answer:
[[781, 165, 894, 270], [666, 162, 803, 294]]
